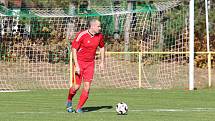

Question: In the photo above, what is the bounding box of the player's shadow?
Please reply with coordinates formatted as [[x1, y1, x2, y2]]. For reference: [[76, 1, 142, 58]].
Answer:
[[82, 105, 113, 112]]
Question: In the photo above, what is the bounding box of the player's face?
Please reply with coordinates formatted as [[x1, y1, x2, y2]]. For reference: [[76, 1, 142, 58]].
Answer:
[[93, 21, 101, 34]]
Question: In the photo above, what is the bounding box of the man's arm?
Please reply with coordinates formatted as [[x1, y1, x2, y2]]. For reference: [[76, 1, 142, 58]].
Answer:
[[72, 48, 80, 74], [99, 47, 105, 70]]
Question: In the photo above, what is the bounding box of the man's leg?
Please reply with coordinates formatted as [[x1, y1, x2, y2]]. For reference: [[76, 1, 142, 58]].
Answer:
[[66, 84, 80, 112], [67, 84, 80, 102], [76, 82, 90, 112], [67, 70, 82, 112], [76, 61, 94, 113]]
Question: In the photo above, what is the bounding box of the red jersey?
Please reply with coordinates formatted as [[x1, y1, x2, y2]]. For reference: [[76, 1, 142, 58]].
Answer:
[[72, 30, 104, 62]]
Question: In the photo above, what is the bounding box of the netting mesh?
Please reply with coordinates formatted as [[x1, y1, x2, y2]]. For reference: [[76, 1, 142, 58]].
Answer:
[[0, 1, 190, 90], [192, 0, 215, 88]]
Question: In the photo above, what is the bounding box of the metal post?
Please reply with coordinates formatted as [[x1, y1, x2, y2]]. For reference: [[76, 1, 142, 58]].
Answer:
[[189, 0, 194, 90]]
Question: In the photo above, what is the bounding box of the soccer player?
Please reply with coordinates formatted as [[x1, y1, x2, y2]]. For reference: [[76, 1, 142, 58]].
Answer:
[[66, 19, 105, 113]]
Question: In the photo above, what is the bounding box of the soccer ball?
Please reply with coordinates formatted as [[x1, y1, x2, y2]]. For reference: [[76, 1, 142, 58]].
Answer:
[[116, 102, 128, 115]]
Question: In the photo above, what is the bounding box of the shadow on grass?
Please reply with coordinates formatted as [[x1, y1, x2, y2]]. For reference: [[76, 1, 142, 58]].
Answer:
[[82, 105, 113, 112]]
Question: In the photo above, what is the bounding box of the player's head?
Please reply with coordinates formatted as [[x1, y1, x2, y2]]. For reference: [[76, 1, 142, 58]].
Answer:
[[88, 19, 101, 34]]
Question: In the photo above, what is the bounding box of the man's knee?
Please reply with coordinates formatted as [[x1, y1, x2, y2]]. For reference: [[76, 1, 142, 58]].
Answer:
[[83, 82, 91, 91]]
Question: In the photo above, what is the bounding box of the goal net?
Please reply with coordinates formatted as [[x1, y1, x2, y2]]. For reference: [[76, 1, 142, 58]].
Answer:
[[0, 0, 189, 90]]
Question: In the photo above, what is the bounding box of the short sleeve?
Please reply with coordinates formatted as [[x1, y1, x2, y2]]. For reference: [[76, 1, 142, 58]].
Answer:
[[71, 32, 82, 49]]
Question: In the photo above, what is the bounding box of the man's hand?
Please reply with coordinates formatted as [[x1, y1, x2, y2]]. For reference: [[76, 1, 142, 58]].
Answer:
[[99, 47, 105, 71], [75, 64, 80, 75]]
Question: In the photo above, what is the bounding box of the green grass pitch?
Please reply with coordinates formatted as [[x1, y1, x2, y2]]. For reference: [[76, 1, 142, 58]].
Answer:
[[1, 89, 215, 121]]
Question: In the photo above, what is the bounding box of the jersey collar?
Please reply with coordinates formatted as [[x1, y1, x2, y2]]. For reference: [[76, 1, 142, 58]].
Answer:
[[87, 30, 94, 38]]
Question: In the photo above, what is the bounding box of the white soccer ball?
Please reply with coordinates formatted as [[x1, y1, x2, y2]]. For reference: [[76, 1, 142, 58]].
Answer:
[[116, 102, 128, 115]]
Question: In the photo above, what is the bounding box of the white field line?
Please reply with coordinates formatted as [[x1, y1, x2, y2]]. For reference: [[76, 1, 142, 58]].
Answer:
[[0, 90, 30, 93], [2, 108, 215, 114]]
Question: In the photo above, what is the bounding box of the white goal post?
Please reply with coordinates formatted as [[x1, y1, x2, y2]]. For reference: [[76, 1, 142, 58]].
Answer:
[[189, 0, 194, 90]]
